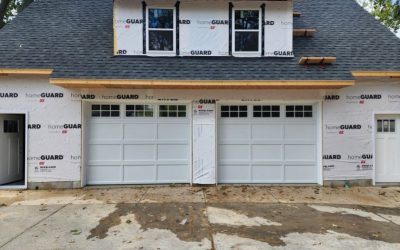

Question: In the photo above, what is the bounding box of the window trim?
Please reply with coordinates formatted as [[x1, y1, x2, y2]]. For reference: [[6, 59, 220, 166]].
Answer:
[[125, 104, 155, 118], [232, 7, 262, 56], [91, 104, 121, 118], [146, 6, 176, 55], [158, 104, 187, 118]]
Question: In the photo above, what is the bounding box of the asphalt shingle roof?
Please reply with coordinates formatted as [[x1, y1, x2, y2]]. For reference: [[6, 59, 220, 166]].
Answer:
[[0, 0, 399, 81]]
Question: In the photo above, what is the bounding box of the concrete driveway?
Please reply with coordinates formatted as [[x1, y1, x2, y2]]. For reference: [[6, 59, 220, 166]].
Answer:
[[0, 186, 400, 249]]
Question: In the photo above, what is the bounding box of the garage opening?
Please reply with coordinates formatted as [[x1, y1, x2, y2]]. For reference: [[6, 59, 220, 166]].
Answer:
[[217, 103, 319, 184], [0, 114, 26, 188], [85, 103, 191, 185]]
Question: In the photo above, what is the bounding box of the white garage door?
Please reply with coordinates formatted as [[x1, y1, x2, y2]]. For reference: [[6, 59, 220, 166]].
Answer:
[[218, 103, 318, 183], [86, 103, 191, 184]]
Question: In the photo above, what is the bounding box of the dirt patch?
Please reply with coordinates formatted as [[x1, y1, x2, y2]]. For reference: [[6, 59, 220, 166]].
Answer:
[[87, 202, 210, 242], [209, 203, 400, 246]]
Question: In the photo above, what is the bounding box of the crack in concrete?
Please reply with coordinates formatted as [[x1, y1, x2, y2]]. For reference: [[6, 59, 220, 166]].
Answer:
[[202, 188, 215, 250], [0, 203, 70, 249]]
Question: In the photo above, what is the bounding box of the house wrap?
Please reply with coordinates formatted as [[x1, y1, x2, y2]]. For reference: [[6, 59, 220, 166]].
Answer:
[[0, 0, 399, 189]]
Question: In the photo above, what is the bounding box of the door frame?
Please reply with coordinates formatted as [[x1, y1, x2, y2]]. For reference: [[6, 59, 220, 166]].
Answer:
[[0, 110, 28, 190], [372, 111, 400, 185], [82, 100, 193, 186], [215, 100, 323, 185]]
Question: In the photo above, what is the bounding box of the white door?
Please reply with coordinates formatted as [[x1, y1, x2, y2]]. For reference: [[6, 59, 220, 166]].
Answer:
[[0, 114, 25, 185], [86, 103, 191, 184], [218, 103, 318, 183], [375, 115, 400, 183]]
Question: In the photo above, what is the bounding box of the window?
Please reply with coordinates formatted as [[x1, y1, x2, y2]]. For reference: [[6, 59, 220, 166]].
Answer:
[[286, 105, 313, 118], [377, 119, 395, 133], [4, 120, 18, 133], [92, 104, 120, 117], [148, 8, 175, 52], [253, 105, 280, 118], [221, 105, 248, 118], [126, 105, 154, 117], [234, 10, 260, 52], [159, 105, 186, 117]]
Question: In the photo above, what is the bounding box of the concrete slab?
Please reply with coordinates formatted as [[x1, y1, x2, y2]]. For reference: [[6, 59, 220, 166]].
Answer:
[[1, 186, 400, 249], [204, 186, 278, 203], [79, 187, 147, 204], [0, 205, 63, 247], [140, 186, 205, 203], [2, 204, 211, 250], [267, 186, 400, 207]]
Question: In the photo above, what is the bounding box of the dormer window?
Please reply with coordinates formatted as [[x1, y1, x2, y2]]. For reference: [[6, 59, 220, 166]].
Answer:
[[233, 9, 261, 55], [147, 8, 176, 54]]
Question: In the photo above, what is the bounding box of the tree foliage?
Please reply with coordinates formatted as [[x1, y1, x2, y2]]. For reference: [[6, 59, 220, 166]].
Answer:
[[372, 0, 400, 32], [0, 0, 33, 28]]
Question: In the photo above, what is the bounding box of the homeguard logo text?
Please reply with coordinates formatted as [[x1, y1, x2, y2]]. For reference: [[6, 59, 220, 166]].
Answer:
[[126, 18, 143, 24], [199, 99, 216, 104], [0, 92, 18, 98], [325, 124, 362, 135], [211, 20, 228, 25], [117, 94, 139, 99], [41, 93, 64, 98], [48, 124, 81, 134], [41, 155, 64, 160], [324, 95, 340, 101], [346, 94, 382, 104], [323, 154, 342, 160], [28, 124, 41, 129], [388, 94, 400, 103], [274, 51, 293, 56], [71, 93, 96, 100], [179, 19, 191, 24], [348, 154, 373, 171], [191, 50, 212, 56]]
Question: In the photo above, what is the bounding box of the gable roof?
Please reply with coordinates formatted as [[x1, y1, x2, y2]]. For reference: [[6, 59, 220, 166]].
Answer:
[[0, 0, 399, 82]]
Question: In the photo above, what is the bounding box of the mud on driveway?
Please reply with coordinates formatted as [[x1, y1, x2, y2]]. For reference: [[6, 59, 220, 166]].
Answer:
[[0, 186, 400, 249]]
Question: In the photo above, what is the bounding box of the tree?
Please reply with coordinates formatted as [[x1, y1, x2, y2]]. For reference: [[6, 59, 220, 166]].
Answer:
[[372, 0, 400, 32], [0, 0, 33, 29], [359, 0, 400, 33]]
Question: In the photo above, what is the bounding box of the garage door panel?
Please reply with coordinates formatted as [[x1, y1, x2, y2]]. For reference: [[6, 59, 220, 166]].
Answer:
[[88, 165, 122, 183], [252, 165, 283, 182], [88, 145, 121, 161], [252, 145, 282, 161], [124, 123, 156, 140], [219, 124, 250, 140], [123, 165, 156, 182], [157, 165, 189, 182], [157, 144, 189, 160], [284, 144, 316, 161], [219, 145, 250, 160], [218, 103, 318, 184], [218, 164, 251, 183], [284, 165, 316, 182], [123, 145, 155, 161], [89, 123, 122, 140], [158, 123, 190, 140], [87, 103, 191, 184], [285, 124, 316, 140], [252, 124, 283, 140]]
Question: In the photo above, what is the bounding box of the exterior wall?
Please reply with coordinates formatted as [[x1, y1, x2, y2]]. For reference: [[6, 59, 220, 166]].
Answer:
[[0, 76, 81, 186], [1, 76, 400, 187], [114, 0, 293, 57], [323, 77, 400, 183]]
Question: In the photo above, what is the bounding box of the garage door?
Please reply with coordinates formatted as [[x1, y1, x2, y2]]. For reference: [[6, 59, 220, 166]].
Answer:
[[218, 103, 318, 183], [86, 103, 191, 184]]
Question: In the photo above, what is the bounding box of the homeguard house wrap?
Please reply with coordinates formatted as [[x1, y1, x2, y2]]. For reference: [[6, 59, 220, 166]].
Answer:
[[0, 0, 399, 189]]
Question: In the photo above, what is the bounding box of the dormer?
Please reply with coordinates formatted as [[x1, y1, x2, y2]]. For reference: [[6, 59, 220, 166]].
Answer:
[[113, 0, 293, 57]]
